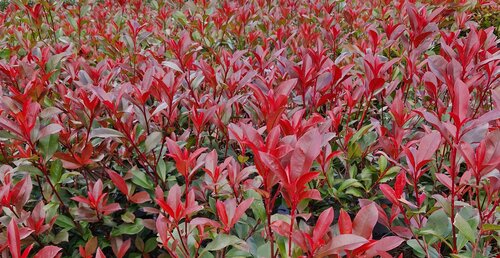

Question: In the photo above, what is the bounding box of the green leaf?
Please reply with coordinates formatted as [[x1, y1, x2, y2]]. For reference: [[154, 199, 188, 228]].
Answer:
[[55, 215, 75, 230], [201, 234, 248, 255], [378, 155, 387, 173], [121, 211, 135, 224], [131, 167, 154, 190], [144, 238, 157, 253], [419, 209, 452, 246], [111, 219, 144, 236], [350, 124, 373, 143], [379, 166, 400, 183], [39, 134, 59, 160], [483, 224, 500, 231], [454, 213, 476, 243], [338, 179, 362, 192], [157, 159, 167, 182], [407, 239, 440, 258], [345, 187, 363, 197], [250, 199, 266, 221], [256, 242, 271, 258], [53, 230, 69, 244], [145, 131, 162, 153], [50, 159, 63, 183], [172, 11, 188, 26]]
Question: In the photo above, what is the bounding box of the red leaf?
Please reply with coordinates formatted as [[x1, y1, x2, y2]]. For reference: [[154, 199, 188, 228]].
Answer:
[[353, 203, 378, 239], [295, 171, 320, 189], [379, 184, 398, 204], [7, 219, 21, 258], [34, 246, 62, 258], [338, 209, 353, 234], [416, 131, 441, 170], [216, 200, 229, 229], [118, 239, 131, 258], [369, 77, 385, 92], [21, 244, 33, 258], [452, 79, 470, 124], [106, 169, 129, 196], [313, 207, 334, 243], [232, 198, 254, 227], [317, 234, 368, 256], [290, 128, 322, 182], [259, 151, 289, 184], [394, 172, 406, 198], [130, 191, 151, 204]]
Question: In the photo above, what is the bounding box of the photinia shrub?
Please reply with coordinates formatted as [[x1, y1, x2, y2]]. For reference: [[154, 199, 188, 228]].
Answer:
[[0, 0, 498, 257]]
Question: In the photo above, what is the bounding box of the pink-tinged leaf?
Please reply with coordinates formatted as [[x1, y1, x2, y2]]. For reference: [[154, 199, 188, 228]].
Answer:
[[156, 214, 170, 246], [266, 126, 281, 150], [190, 217, 221, 228], [299, 189, 322, 201], [291, 230, 309, 251], [313, 208, 334, 243], [481, 131, 500, 175], [8, 219, 21, 258], [166, 184, 181, 216], [435, 173, 452, 190], [0, 117, 22, 137], [111, 238, 130, 258], [458, 142, 476, 169], [95, 248, 106, 258], [12, 176, 33, 209], [338, 209, 353, 234], [452, 79, 470, 124], [231, 198, 254, 227], [276, 78, 297, 96], [71, 196, 91, 206], [259, 151, 289, 184], [91, 179, 104, 202], [130, 191, 151, 204], [165, 137, 182, 158], [413, 109, 448, 139], [106, 169, 128, 196], [427, 55, 448, 83], [391, 225, 413, 238], [204, 149, 218, 174], [34, 246, 62, 258], [37, 123, 63, 141], [216, 200, 229, 228], [117, 239, 131, 258], [290, 128, 322, 182], [416, 131, 440, 170], [316, 234, 368, 257], [379, 184, 398, 204], [465, 109, 500, 133], [353, 203, 378, 239], [102, 203, 122, 215], [19, 228, 35, 239], [365, 236, 404, 256]]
